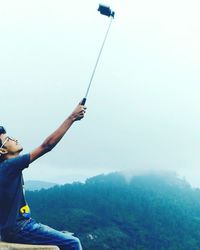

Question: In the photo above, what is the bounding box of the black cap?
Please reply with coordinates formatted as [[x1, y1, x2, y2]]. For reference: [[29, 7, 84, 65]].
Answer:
[[0, 126, 6, 134]]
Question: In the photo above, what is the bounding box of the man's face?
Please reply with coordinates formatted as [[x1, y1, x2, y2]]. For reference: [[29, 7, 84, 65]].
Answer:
[[0, 133, 23, 155]]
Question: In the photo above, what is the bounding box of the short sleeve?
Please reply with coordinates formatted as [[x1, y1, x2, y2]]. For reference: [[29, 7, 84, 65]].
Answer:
[[1, 154, 30, 175]]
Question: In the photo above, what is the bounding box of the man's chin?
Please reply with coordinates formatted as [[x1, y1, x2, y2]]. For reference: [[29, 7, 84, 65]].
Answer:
[[17, 147, 23, 154]]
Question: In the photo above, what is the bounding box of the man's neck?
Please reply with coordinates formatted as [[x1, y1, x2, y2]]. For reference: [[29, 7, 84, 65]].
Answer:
[[4, 152, 21, 160]]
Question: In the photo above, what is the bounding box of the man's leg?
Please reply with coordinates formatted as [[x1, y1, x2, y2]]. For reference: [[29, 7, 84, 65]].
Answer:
[[1, 219, 82, 250]]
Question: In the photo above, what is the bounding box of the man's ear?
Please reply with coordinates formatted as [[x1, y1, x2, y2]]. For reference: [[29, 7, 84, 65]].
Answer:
[[0, 148, 8, 155]]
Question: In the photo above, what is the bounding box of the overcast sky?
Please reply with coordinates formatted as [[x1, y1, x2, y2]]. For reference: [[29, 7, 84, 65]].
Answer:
[[1, 0, 200, 187]]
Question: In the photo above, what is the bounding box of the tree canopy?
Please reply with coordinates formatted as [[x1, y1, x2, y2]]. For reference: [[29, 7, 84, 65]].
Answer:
[[26, 172, 200, 250]]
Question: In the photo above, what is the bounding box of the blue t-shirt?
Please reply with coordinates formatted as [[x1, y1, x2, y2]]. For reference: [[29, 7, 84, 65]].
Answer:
[[0, 154, 31, 230]]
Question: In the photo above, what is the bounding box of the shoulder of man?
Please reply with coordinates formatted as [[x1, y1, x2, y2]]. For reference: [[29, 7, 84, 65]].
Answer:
[[0, 154, 31, 174]]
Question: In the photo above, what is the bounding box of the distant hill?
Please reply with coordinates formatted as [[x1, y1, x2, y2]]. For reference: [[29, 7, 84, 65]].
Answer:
[[25, 180, 57, 191], [26, 172, 200, 250]]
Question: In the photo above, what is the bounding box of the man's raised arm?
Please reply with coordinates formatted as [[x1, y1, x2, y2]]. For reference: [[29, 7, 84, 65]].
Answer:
[[30, 103, 86, 163]]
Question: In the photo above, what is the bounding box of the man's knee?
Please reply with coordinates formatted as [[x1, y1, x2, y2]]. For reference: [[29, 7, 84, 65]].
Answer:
[[70, 236, 82, 250], [60, 236, 82, 250]]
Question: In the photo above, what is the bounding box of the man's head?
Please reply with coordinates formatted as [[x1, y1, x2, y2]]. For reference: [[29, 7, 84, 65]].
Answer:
[[0, 126, 23, 161]]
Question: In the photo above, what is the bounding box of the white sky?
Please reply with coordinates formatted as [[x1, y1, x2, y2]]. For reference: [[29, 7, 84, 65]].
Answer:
[[1, 0, 200, 187]]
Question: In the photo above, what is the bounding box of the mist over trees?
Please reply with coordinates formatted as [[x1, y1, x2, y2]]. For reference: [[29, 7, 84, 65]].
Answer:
[[26, 172, 200, 250]]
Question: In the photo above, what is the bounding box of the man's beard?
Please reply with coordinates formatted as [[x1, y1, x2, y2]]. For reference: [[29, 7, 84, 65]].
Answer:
[[12, 147, 23, 155], [17, 147, 23, 153]]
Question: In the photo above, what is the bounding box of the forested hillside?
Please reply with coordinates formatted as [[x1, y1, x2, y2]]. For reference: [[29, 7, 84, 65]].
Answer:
[[26, 172, 200, 250]]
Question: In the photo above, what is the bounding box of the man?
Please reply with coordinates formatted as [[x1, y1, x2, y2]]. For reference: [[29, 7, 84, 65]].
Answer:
[[0, 102, 86, 250]]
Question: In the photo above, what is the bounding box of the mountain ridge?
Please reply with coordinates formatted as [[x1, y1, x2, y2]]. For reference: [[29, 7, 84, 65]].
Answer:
[[25, 180, 58, 191]]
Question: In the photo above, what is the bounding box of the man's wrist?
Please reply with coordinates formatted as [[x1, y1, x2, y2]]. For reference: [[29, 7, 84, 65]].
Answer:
[[68, 114, 76, 123]]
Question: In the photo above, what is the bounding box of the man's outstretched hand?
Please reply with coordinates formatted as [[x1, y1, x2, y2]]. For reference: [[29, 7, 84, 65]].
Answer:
[[30, 101, 87, 163], [70, 103, 87, 122]]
